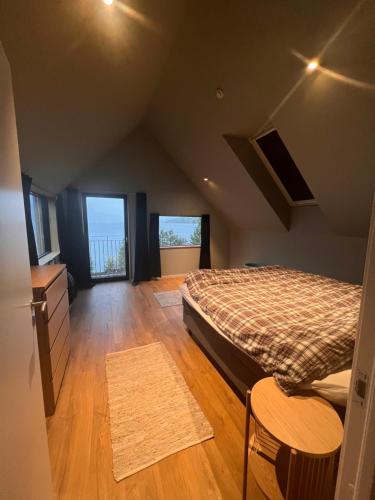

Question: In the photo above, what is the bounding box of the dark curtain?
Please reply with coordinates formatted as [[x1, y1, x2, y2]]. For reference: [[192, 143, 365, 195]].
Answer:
[[133, 193, 150, 284], [21, 173, 38, 265], [149, 213, 161, 278], [199, 214, 211, 269], [56, 188, 93, 289]]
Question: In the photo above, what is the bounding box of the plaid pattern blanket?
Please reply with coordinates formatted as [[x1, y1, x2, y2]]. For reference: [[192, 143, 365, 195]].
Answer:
[[185, 267, 361, 394]]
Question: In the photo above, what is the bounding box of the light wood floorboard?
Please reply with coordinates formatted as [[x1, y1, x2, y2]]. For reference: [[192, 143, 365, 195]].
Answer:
[[47, 278, 265, 499]]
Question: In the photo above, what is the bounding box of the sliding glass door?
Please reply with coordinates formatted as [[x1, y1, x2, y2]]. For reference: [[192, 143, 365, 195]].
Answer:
[[84, 194, 129, 281]]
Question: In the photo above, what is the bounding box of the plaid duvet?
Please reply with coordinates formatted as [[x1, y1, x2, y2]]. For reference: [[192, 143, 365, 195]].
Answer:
[[185, 267, 361, 394]]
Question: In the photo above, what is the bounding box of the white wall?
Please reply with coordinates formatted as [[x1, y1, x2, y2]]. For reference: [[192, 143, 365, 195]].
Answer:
[[74, 126, 229, 275], [230, 205, 367, 284], [160, 247, 200, 276]]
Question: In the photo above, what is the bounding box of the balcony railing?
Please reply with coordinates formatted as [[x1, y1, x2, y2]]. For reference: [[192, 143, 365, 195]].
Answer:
[[89, 237, 126, 278]]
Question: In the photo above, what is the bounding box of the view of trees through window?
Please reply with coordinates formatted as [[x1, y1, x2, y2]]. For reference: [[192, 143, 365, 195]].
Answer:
[[103, 241, 126, 275], [159, 216, 201, 247]]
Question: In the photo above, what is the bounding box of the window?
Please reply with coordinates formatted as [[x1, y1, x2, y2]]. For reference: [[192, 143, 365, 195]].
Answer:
[[30, 193, 51, 258], [159, 216, 201, 248], [85, 195, 129, 280], [253, 129, 314, 205]]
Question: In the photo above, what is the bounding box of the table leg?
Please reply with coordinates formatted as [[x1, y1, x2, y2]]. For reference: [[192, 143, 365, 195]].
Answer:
[[242, 390, 252, 500]]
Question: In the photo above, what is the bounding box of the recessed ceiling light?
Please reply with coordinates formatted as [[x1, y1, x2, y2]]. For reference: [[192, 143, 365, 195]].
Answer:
[[306, 59, 319, 73], [203, 177, 209, 182], [103, 0, 113, 5], [216, 88, 224, 99]]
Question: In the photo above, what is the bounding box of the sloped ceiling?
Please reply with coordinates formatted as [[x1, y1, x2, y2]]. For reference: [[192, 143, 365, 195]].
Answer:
[[273, 0, 375, 237], [147, 0, 375, 234], [1, 0, 374, 235], [0, 0, 184, 193]]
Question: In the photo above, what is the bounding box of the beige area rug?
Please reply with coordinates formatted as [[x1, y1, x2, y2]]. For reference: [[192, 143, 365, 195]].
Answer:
[[153, 290, 182, 307], [105, 342, 214, 481]]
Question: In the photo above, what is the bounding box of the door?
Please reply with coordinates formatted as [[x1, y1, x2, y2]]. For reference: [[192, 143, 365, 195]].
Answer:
[[0, 44, 53, 499], [83, 194, 129, 281], [335, 196, 375, 500]]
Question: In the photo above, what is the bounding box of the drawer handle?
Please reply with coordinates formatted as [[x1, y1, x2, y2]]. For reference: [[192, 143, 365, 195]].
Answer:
[[31, 300, 47, 313]]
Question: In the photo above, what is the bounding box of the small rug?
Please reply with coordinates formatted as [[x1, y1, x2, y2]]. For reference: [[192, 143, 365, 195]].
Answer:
[[105, 342, 214, 481], [154, 290, 182, 307]]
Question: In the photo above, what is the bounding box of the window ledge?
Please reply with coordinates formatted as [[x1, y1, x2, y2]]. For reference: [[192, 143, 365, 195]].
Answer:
[[38, 251, 60, 266], [160, 245, 201, 250]]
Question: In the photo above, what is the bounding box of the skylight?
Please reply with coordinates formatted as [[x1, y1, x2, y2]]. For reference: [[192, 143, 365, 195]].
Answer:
[[252, 129, 314, 205]]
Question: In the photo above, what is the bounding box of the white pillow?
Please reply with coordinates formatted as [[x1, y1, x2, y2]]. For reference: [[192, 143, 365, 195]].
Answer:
[[303, 369, 352, 407]]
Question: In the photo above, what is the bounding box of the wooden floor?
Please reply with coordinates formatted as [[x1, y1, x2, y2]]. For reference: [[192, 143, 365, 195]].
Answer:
[[47, 277, 265, 500]]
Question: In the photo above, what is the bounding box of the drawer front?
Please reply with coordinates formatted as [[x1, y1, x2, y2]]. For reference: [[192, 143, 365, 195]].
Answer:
[[43, 269, 68, 320], [47, 290, 69, 350], [50, 312, 70, 377], [52, 333, 70, 404]]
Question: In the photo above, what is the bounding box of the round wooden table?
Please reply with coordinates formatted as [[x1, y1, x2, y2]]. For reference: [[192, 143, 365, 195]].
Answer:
[[243, 377, 344, 500]]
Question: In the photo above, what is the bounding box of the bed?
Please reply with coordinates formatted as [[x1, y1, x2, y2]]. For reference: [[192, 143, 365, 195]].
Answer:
[[181, 266, 361, 407]]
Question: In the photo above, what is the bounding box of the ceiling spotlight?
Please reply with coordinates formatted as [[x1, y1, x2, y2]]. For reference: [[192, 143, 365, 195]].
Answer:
[[216, 88, 224, 99], [103, 0, 113, 5], [203, 177, 209, 182], [306, 59, 319, 73]]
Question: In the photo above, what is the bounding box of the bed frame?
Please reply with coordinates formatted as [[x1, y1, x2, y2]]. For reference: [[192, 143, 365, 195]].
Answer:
[[183, 298, 267, 403]]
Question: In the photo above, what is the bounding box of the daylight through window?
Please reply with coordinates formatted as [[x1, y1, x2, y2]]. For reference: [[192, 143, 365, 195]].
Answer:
[[30, 193, 51, 258], [159, 216, 201, 248]]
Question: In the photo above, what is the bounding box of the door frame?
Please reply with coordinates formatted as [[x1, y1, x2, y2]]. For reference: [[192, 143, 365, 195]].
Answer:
[[335, 196, 375, 499], [82, 193, 130, 282]]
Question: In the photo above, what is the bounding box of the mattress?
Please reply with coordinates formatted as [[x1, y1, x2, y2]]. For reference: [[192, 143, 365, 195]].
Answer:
[[180, 283, 351, 406], [185, 267, 360, 395]]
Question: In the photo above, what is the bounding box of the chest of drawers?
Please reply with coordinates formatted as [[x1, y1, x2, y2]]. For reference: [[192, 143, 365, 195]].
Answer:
[[31, 264, 71, 416]]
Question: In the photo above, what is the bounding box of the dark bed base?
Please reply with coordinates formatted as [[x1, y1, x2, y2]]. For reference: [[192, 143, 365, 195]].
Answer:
[[183, 298, 267, 404]]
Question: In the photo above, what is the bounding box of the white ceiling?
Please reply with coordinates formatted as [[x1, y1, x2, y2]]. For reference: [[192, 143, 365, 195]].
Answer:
[[146, 0, 375, 234], [273, 0, 375, 237], [0, 0, 184, 193], [1, 0, 374, 235]]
